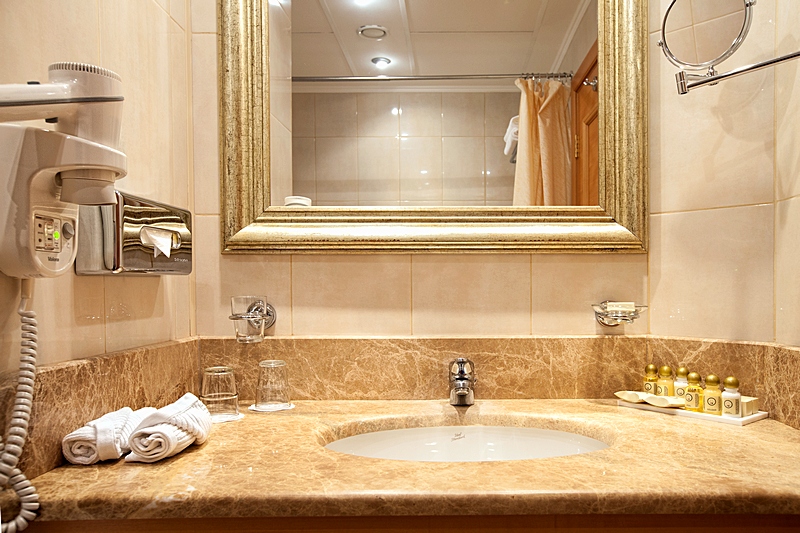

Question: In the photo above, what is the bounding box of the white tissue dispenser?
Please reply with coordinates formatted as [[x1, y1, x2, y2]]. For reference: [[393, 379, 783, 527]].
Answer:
[[76, 191, 192, 275]]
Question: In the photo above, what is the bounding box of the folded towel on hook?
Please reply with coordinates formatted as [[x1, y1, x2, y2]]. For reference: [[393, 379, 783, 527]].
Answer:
[[62, 406, 157, 465], [503, 115, 519, 155], [125, 393, 212, 464]]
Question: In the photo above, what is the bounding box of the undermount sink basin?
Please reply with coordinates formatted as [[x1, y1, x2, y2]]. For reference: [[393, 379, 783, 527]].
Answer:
[[325, 425, 608, 462]]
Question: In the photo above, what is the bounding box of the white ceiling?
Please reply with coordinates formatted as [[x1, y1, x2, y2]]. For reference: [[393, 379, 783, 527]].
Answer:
[[292, 0, 595, 81]]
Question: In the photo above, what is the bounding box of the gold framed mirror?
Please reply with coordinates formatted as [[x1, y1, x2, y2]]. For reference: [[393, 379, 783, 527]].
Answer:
[[218, 0, 647, 253]]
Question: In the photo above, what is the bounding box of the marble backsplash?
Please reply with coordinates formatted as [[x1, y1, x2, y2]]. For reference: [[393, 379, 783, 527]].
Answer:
[[0, 335, 797, 482], [199, 336, 649, 402]]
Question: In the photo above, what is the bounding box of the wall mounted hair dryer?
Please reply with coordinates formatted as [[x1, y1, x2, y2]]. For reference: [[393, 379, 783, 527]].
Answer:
[[0, 62, 127, 279], [0, 62, 127, 532]]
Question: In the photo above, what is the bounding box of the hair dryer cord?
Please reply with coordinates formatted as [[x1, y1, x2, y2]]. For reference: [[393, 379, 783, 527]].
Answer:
[[0, 279, 40, 532]]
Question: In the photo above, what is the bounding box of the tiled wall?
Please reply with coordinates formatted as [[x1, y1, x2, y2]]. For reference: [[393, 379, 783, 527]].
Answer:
[[648, 0, 793, 344], [0, 0, 194, 374], [4, 0, 795, 377], [291, 92, 518, 206]]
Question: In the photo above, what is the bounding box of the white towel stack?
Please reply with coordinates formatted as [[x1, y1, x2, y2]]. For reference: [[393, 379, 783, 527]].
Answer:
[[62, 406, 157, 465], [125, 393, 212, 464]]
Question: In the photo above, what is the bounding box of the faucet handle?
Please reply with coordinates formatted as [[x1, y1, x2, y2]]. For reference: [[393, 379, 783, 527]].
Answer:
[[449, 358, 476, 383]]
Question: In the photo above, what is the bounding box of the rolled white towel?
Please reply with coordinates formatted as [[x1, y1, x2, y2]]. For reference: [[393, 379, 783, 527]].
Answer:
[[62, 406, 157, 465], [125, 393, 212, 463]]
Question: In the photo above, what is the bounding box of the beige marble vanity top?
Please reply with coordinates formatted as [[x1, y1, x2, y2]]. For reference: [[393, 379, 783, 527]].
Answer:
[[30, 400, 800, 521]]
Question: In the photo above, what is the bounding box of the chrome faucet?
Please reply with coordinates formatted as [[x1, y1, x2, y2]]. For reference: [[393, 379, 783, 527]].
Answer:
[[449, 358, 476, 406]]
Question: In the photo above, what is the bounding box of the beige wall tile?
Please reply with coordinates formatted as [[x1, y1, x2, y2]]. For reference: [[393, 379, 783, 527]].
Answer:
[[357, 93, 400, 137], [775, 1, 800, 201], [292, 93, 316, 138], [442, 137, 485, 202], [776, 197, 800, 346], [358, 137, 400, 203], [0, 0, 100, 82], [2, 275, 106, 370], [649, 205, 774, 342], [315, 94, 357, 137], [693, 12, 748, 65], [659, 0, 693, 33], [292, 256, 412, 335], [663, 27, 698, 65], [532, 255, 648, 335], [100, 0, 173, 203], [170, 0, 187, 29], [104, 276, 173, 352], [170, 22, 190, 209], [292, 137, 316, 202], [411, 255, 531, 335], [194, 216, 292, 336], [399, 93, 442, 137], [270, 119, 293, 205], [269, 0, 292, 131], [316, 137, 358, 204], [485, 137, 515, 202], [691, 0, 744, 24], [400, 137, 443, 202], [442, 93, 484, 137], [192, 33, 219, 215], [649, 23, 774, 214], [485, 93, 520, 137], [191, 0, 216, 33]]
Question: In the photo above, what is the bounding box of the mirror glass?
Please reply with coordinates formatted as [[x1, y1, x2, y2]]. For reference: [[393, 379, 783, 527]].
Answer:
[[288, 0, 599, 208], [660, 0, 749, 68], [218, 0, 648, 253]]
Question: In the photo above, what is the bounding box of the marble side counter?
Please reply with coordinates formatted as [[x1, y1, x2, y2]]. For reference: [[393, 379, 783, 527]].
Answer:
[[30, 400, 800, 521]]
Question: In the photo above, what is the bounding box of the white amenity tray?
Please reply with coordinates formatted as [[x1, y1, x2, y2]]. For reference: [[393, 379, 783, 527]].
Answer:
[[617, 400, 768, 426]]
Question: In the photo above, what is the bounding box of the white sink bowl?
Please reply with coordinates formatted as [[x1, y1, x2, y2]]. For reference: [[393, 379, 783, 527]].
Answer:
[[325, 425, 608, 462]]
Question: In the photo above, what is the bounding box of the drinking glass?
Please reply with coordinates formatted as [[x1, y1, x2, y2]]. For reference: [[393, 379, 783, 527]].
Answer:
[[252, 360, 294, 412], [230, 295, 272, 343], [200, 366, 242, 423]]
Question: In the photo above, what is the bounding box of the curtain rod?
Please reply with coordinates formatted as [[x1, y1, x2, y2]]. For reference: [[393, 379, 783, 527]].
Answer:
[[292, 72, 573, 82]]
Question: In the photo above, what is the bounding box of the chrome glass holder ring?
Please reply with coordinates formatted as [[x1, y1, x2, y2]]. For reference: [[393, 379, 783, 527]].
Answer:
[[229, 300, 277, 330]]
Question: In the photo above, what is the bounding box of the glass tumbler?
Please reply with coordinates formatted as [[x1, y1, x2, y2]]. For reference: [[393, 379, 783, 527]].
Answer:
[[200, 366, 241, 423], [253, 360, 293, 411], [230, 295, 271, 343]]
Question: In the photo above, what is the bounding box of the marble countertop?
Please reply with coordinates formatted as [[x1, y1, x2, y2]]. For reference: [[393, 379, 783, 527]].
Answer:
[[30, 400, 800, 521]]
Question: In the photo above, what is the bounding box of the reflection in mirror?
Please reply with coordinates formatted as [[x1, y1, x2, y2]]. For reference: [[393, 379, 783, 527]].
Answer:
[[287, 0, 598, 208], [659, 0, 750, 69], [218, 0, 648, 253]]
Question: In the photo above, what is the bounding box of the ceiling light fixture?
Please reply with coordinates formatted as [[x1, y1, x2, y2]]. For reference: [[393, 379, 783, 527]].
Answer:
[[358, 25, 388, 40], [371, 57, 391, 69]]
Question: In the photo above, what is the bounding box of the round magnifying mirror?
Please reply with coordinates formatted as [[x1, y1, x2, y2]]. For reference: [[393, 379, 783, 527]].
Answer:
[[659, 0, 755, 71]]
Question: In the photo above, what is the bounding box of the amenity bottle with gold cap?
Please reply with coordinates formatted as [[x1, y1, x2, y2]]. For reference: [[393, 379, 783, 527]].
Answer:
[[656, 365, 674, 396], [684, 372, 704, 412], [703, 374, 723, 416], [643, 364, 658, 394], [674, 366, 689, 399], [722, 376, 742, 418]]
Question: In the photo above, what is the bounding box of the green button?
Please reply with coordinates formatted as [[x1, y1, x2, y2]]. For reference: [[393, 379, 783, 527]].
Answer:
[[53, 230, 60, 240]]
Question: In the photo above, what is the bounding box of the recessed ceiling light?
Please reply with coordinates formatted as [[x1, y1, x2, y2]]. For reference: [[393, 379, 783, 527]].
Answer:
[[371, 57, 391, 69], [358, 25, 388, 40]]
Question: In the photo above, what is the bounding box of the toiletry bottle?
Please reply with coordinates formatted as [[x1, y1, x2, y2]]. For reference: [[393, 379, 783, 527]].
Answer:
[[684, 372, 703, 412], [643, 364, 658, 394], [656, 365, 674, 396], [674, 366, 689, 398], [722, 376, 742, 418], [703, 374, 722, 416]]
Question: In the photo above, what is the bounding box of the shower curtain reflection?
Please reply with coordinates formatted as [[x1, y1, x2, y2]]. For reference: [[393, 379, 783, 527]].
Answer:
[[512, 79, 572, 206]]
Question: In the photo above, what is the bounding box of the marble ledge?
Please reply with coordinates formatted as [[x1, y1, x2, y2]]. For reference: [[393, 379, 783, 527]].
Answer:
[[29, 399, 800, 521]]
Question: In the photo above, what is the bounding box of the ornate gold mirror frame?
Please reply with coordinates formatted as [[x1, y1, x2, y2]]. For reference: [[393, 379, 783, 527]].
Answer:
[[218, 0, 647, 253]]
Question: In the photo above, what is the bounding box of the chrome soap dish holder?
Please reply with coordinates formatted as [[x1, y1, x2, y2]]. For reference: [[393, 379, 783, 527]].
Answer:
[[592, 301, 646, 327]]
